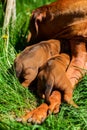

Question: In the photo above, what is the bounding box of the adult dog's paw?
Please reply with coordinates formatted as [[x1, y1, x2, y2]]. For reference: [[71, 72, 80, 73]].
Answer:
[[16, 103, 48, 124]]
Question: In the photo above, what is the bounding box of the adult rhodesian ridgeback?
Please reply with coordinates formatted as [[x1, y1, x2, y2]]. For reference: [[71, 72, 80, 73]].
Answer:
[[27, 0, 87, 86], [14, 39, 60, 87], [37, 53, 78, 108]]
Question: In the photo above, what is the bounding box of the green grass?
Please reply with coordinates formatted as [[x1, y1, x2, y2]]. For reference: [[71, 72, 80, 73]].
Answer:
[[0, 0, 87, 130]]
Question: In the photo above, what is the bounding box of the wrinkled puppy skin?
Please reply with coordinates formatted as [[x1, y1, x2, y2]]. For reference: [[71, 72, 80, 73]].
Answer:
[[28, 0, 87, 87], [38, 53, 78, 108], [14, 39, 60, 87]]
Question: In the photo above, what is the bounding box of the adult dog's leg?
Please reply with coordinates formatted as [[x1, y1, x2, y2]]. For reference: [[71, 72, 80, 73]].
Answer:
[[16, 91, 61, 124], [66, 40, 87, 87], [16, 103, 48, 124]]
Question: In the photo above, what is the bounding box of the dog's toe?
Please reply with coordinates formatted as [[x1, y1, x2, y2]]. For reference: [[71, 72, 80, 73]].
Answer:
[[47, 109, 52, 115], [16, 118, 22, 122], [27, 117, 32, 123]]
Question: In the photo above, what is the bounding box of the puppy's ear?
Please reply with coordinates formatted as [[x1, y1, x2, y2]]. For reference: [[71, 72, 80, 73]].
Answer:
[[45, 79, 54, 105], [14, 61, 22, 78]]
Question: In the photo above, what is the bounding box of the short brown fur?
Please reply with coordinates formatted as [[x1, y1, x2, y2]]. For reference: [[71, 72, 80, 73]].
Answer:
[[37, 53, 78, 108], [27, 0, 87, 43], [14, 39, 60, 87], [27, 0, 87, 86]]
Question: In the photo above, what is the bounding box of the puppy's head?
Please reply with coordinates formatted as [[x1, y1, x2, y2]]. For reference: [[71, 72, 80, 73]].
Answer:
[[47, 39, 61, 55]]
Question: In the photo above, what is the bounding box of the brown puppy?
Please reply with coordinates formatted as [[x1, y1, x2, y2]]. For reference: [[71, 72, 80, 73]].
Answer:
[[27, 0, 87, 86], [16, 90, 61, 124], [14, 39, 60, 87], [37, 53, 78, 108]]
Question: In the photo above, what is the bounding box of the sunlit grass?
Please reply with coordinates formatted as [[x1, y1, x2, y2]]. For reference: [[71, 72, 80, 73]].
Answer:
[[0, 0, 87, 130]]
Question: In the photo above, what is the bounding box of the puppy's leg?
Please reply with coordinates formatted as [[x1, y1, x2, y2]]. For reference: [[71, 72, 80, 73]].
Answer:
[[66, 40, 87, 87], [48, 91, 61, 114], [22, 79, 32, 87], [64, 89, 78, 108], [22, 69, 38, 87]]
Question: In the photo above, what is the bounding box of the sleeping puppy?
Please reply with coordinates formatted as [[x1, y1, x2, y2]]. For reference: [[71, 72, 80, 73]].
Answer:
[[14, 39, 60, 87], [37, 53, 78, 108]]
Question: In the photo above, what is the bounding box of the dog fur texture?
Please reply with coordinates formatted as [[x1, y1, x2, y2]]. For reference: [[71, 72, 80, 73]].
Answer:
[[27, 0, 87, 86], [37, 53, 78, 108], [27, 0, 87, 43], [14, 39, 60, 87]]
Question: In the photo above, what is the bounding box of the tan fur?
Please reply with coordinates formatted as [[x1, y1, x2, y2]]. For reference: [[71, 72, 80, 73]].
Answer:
[[27, 0, 87, 43], [16, 0, 87, 124], [14, 39, 60, 87], [27, 0, 87, 86], [37, 53, 78, 108], [48, 90, 61, 114]]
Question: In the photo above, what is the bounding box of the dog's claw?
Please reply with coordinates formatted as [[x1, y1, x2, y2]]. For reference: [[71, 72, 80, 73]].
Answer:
[[27, 117, 32, 123], [16, 103, 48, 124], [16, 118, 22, 122], [47, 109, 52, 115], [41, 117, 45, 123]]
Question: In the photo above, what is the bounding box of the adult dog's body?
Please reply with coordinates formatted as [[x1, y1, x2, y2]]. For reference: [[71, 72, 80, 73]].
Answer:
[[27, 0, 87, 86], [14, 39, 60, 87], [28, 0, 87, 43]]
